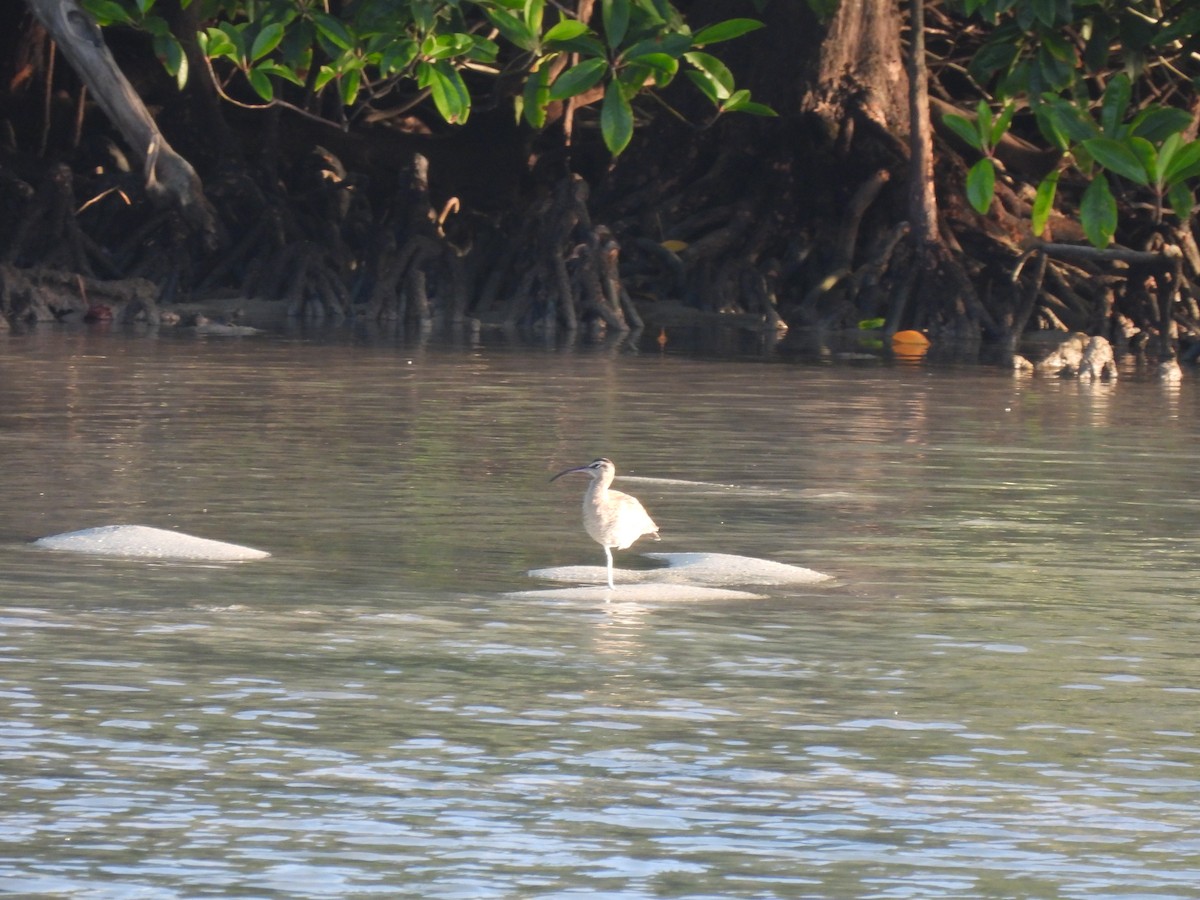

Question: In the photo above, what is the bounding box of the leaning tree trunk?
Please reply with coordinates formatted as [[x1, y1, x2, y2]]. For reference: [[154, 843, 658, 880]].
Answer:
[[801, 0, 910, 141], [25, 0, 216, 237], [791, 0, 921, 329]]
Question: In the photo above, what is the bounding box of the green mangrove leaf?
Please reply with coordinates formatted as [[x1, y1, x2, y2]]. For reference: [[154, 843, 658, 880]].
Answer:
[[338, 67, 360, 107], [600, 79, 633, 155], [1163, 139, 1200, 184], [966, 158, 996, 214], [975, 99, 993, 140], [632, 0, 668, 25], [685, 69, 719, 105], [1155, 132, 1182, 185], [1033, 103, 1070, 153], [548, 57, 608, 101], [968, 36, 1019, 84], [313, 13, 353, 52], [524, 0, 545, 35], [1035, 45, 1074, 93], [1083, 137, 1149, 186], [549, 33, 606, 56], [693, 18, 763, 45], [522, 63, 550, 128], [1168, 181, 1194, 221], [943, 113, 983, 151], [153, 33, 187, 86], [1099, 73, 1131, 136], [543, 19, 590, 43], [721, 89, 751, 113], [427, 60, 470, 124], [246, 65, 274, 101], [1031, 171, 1059, 236], [1031, 0, 1059, 27], [484, 9, 537, 52], [625, 33, 692, 59], [735, 99, 776, 117], [214, 22, 246, 63], [627, 52, 678, 84], [84, 0, 133, 26], [313, 64, 337, 93], [250, 23, 285, 61], [1130, 106, 1193, 143], [466, 36, 500, 63], [602, 0, 631, 49], [423, 33, 474, 61], [1040, 95, 1098, 143], [990, 102, 1016, 148], [682, 51, 733, 99], [380, 40, 419, 75], [254, 60, 304, 86], [201, 24, 236, 60], [1081, 175, 1117, 248]]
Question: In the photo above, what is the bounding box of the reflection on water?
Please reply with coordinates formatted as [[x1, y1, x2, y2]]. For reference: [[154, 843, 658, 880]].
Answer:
[[1, 328, 1199, 897]]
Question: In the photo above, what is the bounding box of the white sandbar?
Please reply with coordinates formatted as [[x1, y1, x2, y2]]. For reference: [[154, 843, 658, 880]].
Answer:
[[643, 552, 832, 585], [510, 583, 765, 602], [526, 551, 832, 596], [33, 525, 270, 561]]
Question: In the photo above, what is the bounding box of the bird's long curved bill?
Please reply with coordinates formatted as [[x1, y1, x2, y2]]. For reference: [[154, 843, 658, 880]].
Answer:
[[549, 465, 590, 482]]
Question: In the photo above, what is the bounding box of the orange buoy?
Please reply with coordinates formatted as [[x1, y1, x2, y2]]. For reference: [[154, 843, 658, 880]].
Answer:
[[891, 330, 930, 347]]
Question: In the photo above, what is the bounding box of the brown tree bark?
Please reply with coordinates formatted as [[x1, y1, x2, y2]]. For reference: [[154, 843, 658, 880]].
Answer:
[[801, 0, 910, 137], [906, 0, 938, 246]]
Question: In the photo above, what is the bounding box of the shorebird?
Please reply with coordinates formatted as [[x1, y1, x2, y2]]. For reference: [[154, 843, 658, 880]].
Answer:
[[550, 457, 660, 589]]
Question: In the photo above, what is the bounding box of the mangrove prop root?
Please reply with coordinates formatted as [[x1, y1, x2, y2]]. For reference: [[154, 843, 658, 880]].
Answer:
[[0, 263, 158, 324]]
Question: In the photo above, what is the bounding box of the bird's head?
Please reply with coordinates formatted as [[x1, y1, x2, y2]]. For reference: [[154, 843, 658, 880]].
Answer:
[[550, 458, 615, 483]]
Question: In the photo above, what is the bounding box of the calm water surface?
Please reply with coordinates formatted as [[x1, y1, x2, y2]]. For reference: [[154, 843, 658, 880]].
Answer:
[[1, 328, 1199, 898]]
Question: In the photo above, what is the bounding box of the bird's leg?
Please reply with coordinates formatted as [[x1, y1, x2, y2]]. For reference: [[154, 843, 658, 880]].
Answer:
[[604, 546, 614, 590]]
